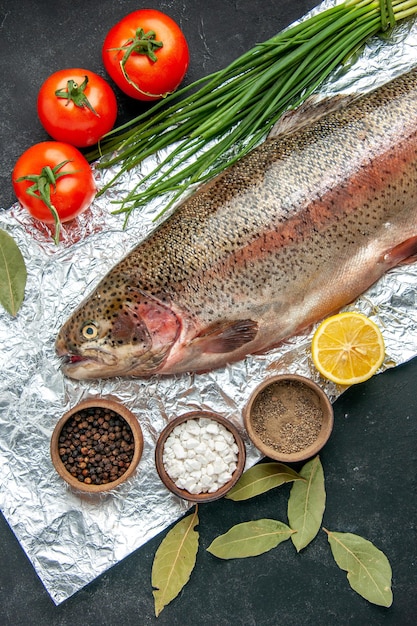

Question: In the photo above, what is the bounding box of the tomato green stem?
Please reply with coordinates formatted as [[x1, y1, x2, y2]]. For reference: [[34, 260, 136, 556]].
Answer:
[[15, 159, 73, 245], [55, 76, 98, 116], [121, 28, 163, 62]]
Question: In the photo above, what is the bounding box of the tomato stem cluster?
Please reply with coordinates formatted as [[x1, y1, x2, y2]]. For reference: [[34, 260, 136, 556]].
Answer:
[[15, 160, 73, 244], [121, 28, 164, 63], [55, 76, 99, 116]]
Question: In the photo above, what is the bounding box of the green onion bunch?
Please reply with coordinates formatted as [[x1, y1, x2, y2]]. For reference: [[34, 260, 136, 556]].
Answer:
[[91, 0, 417, 223]]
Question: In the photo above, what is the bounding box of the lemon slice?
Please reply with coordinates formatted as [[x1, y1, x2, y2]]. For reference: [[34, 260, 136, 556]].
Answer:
[[311, 312, 385, 385]]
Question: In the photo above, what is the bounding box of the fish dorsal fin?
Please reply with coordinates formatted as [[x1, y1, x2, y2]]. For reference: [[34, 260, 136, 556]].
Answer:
[[268, 93, 357, 139], [193, 319, 258, 354]]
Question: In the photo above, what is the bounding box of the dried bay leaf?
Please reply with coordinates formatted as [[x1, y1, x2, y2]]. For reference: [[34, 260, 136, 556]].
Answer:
[[324, 529, 393, 607], [226, 462, 304, 501], [207, 519, 294, 559], [0, 229, 27, 316], [287, 455, 325, 552], [152, 507, 199, 617]]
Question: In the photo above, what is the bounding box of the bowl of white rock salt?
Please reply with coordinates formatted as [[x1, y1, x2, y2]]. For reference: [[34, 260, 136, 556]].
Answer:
[[155, 411, 246, 502]]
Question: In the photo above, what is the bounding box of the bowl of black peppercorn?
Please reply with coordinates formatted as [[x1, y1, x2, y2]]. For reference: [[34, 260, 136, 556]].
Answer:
[[50, 397, 144, 493]]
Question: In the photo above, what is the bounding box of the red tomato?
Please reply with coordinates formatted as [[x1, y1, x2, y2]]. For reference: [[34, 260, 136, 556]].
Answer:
[[102, 9, 189, 101], [37, 69, 118, 147], [12, 142, 96, 242]]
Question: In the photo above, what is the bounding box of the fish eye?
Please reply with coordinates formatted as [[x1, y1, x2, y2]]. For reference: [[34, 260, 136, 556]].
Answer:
[[81, 322, 99, 340]]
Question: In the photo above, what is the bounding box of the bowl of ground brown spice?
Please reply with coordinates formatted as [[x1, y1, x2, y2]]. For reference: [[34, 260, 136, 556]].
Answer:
[[50, 397, 143, 493], [243, 374, 333, 463]]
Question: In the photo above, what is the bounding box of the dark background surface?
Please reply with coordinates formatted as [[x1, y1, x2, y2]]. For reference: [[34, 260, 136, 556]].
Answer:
[[0, 1, 416, 624]]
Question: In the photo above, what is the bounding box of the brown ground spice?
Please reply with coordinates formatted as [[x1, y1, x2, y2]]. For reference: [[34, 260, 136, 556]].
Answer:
[[250, 380, 323, 454]]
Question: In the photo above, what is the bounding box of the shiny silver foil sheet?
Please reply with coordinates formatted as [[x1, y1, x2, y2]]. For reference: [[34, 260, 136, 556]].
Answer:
[[1, 1, 417, 604]]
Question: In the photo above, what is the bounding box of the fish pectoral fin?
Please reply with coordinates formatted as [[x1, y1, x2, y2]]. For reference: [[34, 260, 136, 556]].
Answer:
[[193, 319, 258, 354], [383, 236, 417, 267]]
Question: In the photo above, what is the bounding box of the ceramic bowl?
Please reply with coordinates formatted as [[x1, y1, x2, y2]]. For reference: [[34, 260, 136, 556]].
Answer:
[[243, 374, 333, 463], [50, 397, 143, 493], [155, 410, 246, 502]]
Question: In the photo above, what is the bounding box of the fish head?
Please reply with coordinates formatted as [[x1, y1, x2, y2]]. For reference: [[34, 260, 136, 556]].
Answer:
[[55, 279, 181, 380]]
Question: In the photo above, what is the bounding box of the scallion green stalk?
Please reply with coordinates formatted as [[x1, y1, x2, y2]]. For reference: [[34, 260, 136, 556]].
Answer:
[[89, 0, 417, 223]]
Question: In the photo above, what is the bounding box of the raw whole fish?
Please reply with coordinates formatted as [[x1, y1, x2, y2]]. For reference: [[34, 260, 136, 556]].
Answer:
[[55, 67, 417, 379]]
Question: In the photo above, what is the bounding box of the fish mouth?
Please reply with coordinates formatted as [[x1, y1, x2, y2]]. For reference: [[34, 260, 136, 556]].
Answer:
[[58, 349, 119, 377]]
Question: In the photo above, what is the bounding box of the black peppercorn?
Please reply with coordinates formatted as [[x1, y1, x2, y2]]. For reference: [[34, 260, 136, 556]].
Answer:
[[58, 407, 135, 485]]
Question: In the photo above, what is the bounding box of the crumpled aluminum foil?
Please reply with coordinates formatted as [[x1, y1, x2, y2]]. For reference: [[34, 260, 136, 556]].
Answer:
[[1, 1, 417, 605]]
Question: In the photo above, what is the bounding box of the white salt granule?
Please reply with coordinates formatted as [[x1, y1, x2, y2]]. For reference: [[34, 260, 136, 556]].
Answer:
[[163, 417, 239, 495], [172, 442, 186, 459]]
